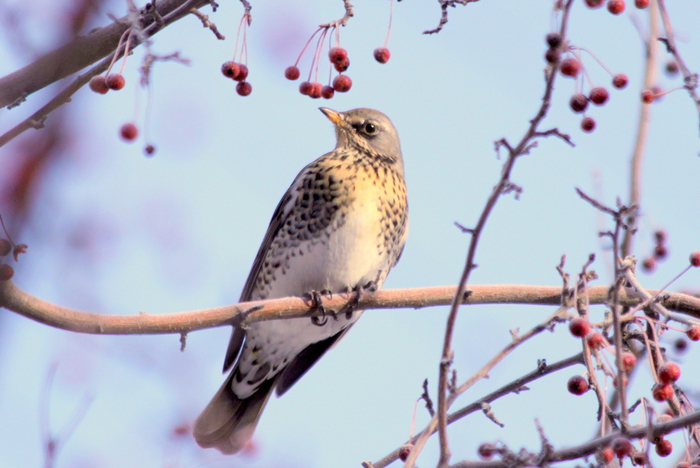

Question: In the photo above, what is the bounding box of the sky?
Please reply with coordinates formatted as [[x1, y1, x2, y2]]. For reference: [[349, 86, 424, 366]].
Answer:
[[1, 0, 700, 467]]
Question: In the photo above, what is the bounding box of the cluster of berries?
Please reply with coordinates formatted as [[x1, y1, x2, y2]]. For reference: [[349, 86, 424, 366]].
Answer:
[[0, 238, 27, 281], [641, 230, 668, 272], [584, 0, 649, 14], [221, 61, 252, 96], [285, 45, 353, 99], [545, 33, 628, 133]]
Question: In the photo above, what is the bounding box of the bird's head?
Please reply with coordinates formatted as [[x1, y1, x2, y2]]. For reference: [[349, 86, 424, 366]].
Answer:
[[320, 107, 403, 165]]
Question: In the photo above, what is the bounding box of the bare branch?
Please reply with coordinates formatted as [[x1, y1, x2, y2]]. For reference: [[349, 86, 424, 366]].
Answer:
[[423, 0, 480, 35]]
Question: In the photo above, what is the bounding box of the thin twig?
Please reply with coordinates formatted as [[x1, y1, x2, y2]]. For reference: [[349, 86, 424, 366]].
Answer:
[[190, 8, 225, 39], [423, 0, 480, 35]]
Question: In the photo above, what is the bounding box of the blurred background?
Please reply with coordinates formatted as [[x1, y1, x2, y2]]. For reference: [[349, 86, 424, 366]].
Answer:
[[1, 0, 700, 466]]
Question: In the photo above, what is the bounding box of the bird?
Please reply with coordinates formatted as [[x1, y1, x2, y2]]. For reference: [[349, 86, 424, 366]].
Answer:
[[193, 107, 409, 454]]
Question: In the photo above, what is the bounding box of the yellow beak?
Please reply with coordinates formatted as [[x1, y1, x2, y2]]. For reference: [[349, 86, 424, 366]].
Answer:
[[319, 107, 344, 126]]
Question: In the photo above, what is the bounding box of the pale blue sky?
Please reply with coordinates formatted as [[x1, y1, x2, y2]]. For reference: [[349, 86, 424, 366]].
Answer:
[[2, 0, 700, 467]]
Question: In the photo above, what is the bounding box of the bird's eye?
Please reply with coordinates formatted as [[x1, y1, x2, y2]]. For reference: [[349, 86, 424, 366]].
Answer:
[[363, 122, 378, 135]]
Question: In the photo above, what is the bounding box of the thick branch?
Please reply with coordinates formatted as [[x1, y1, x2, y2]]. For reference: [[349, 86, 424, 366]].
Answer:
[[2, 279, 700, 335]]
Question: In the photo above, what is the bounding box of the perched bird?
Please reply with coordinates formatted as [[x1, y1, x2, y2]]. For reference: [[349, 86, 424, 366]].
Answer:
[[194, 107, 409, 454]]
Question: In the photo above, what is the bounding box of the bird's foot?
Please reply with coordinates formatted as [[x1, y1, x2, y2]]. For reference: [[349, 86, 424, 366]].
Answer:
[[306, 290, 336, 326]]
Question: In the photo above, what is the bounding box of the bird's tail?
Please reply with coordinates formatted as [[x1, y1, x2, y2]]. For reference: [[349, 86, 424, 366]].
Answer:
[[193, 372, 276, 454]]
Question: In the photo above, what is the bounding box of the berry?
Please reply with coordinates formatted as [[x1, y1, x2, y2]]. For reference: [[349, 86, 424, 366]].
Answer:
[[581, 117, 596, 133], [321, 85, 334, 99], [665, 61, 679, 76], [621, 352, 637, 372], [560, 57, 581, 78], [652, 383, 674, 401], [586, 332, 605, 350], [589, 87, 609, 105], [89, 75, 109, 94], [658, 362, 681, 384], [585, 0, 604, 7], [687, 326, 700, 341], [569, 93, 589, 113], [299, 81, 313, 96], [546, 33, 562, 48], [655, 438, 673, 457], [332, 75, 352, 93], [654, 244, 668, 259], [144, 145, 156, 157], [0, 239, 11, 257], [657, 413, 673, 423], [607, 0, 625, 14], [690, 251, 700, 267], [632, 452, 648, 465], [545, 48, 560, 64], [675, 337, 689, 353], [678, 463, 691, 468], [105, 73, 125, 90], [613, 373, 628, 389], [567, 375, 589, 395], [222, 61, 240, 79], [642, 257, 655, 272], [236, 81, 252, 97], [334, 57, 350, 73], [635, 0, 649, 7], [0, 263, 13, 281], [655, 230, 667, 244], [374, 47, 391, 64], [308, 82, 323, 99], [641, 90, 655, 103], [285, 66, 300, 81], [328, 47, 348, 65], [120, 123, 138, 141], [612, 73, 629, 89], [478, 443, 495, 460], [569, 318, 590, 337], [234, 64, 249, 82], [398, 444, 413, 462], [612, 437, 633, 458], [597, 447, 614, 463]]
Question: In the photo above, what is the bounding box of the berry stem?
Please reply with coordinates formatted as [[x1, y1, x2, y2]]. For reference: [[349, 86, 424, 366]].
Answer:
[[294, 27, 322, 68], [118, 31, 134, 75], [383, 0, 394, 48], [106, 28, 131, 75], [571, 46, 615, 76]]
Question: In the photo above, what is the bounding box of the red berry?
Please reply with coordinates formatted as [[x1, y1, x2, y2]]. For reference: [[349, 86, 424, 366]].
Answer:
[[308, 82, 323, 99], [655, 438, 673, 457], [613, 373, 628, 389], [654, 244, 668, 259], [665, 61, 679, 76], [589, 87, 609, 105], [105, 73, 125, 90], [652, 383, 674, 401], [120, 122, 138, 141], [658, 362, 681, 384], [635, 0, 649, 7], [299, 81, 313, 96], [655, 230, 667, 244], [0, 239, 11, 257], [222, 61, 240, 79], [235, 64, 249, 82], [0, 263, 13, 281], [687, 326, 700, 341], [285, 66, 300, 81], [89, 75, 109, 94], [641, 89, 655, 103], [642, 257, 656, 272], [612, 73, 629, 89], [567, 375, 589, 395], [560, 57, 581, 78], [675, 337, 689, 353], [581, 117, 596, 133], [569, 93, 589, 113], [632, 452, 648, 465], [677, 463, 691, 468], [236, 81, 252, 96], [321, 85, 334, 99], [612, 437, 633, 458], [334, 57, 350, 73], [621, 352, 637, 372], [586, 332, 605, 350], [546, 33, 562, 48], [585, 0, 604, 7], [144, 144, 156, 157], [374, 47, 391, 64], [690, 251, 700, 267], [607, 0, 625, 14], [597, 447, 614, 463], [569, 318, 590, 337], [332, 75, 352, 93], [545, 48, 560, 64], [328, 47, 348, 65], [477, 443, 495, 460], [398, 444, 413, 462]]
